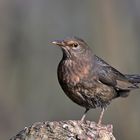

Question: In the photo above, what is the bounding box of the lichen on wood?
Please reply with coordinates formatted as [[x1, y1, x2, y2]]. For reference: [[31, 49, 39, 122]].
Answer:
[[10, 120, 116, 140]]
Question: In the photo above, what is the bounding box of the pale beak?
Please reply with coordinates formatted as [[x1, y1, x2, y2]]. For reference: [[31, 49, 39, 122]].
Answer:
[[52, 40, 65, 47]]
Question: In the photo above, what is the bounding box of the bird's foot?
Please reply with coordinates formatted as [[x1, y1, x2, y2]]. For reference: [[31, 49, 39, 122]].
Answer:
[[80, 108, 89, 124], [97, 108, 105, 126], [95, 123, 113, 133], [79, 114, 86, 124], [80, 114, 86, 122]]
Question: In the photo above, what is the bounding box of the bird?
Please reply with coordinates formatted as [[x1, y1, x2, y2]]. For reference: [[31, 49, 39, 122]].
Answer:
[[52, 37, 140, 125]]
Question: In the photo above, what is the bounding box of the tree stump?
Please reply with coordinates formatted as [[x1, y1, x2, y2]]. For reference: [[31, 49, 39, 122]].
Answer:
[[10, 120, 116, 140]]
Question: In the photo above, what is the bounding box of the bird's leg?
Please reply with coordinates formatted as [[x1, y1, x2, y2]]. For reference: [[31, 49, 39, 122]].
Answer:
[[80, 108, 89, 122], [97, 108, 105, 125]]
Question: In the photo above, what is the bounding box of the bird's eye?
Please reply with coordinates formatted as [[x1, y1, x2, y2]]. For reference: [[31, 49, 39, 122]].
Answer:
[[72, 43, 79, 48]]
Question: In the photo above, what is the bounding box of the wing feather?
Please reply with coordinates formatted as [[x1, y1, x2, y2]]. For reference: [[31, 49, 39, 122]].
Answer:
[[94, 55, 137, 90]]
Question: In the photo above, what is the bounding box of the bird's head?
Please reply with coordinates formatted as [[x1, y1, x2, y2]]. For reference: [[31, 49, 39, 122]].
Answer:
[[52, 37, 92, 59]]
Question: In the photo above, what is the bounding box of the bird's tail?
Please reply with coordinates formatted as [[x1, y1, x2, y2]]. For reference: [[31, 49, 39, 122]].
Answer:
[[118, 74, 140, 98], [125, 74, 140, 84]]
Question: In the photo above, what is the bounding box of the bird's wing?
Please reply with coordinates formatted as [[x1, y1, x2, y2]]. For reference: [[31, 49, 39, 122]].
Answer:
[[94, 55, 137, 90]]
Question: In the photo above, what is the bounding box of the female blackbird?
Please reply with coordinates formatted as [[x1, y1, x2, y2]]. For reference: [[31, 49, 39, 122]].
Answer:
[[52, 37, 140, 124]]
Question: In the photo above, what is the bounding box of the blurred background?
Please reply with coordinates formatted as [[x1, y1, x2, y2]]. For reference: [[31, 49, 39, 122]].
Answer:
[[0, 0, 140, 139]]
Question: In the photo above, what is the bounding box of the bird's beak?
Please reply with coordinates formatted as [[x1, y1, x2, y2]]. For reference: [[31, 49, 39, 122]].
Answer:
[[52, 40, 65, 47]]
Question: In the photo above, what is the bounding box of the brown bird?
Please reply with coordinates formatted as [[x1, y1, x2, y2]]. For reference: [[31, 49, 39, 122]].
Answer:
[[52, 37, 140, 124]]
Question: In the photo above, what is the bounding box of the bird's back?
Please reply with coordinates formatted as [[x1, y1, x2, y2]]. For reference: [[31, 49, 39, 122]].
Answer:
[[93, 55, 140, 96]]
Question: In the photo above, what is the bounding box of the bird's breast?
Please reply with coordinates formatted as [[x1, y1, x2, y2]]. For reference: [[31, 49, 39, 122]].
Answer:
[[57, 59, 92, 86]]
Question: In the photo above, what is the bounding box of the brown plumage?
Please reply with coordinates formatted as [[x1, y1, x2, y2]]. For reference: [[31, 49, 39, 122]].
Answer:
[[52, 37, 140, 124]]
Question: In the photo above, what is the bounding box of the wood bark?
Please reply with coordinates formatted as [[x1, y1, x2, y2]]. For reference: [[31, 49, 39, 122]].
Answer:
[[10, 120, 116, 140]]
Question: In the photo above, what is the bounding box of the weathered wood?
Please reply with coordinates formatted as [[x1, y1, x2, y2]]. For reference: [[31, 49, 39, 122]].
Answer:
[[10, 120, 116, 140]]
